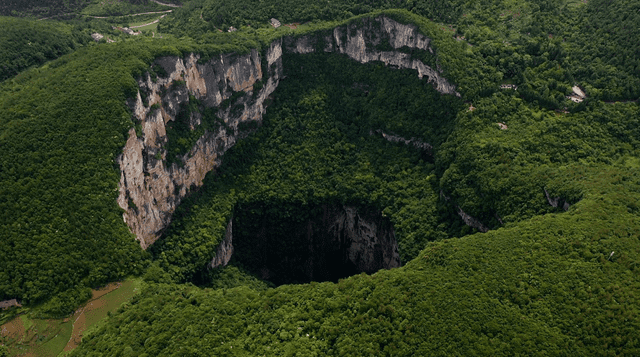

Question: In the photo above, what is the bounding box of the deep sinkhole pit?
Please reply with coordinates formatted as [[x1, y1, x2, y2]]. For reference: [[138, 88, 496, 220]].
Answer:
[[230, 203, 401, 285]]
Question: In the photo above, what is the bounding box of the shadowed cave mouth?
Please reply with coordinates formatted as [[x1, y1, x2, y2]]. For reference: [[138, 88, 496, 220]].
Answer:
[[229, 202, 401, 285]]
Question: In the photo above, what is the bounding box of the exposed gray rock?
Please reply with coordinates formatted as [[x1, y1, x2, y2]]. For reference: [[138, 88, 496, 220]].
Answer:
[[371, 129, 432, 152], [544, 188, 571, 211], [210, 219, 234, 269], [284, 16, 460, 96], [118, 46, 283, 248], [455, 206, 489, 233], [440, 190, 490, 233], [230, 204, 400, 284]]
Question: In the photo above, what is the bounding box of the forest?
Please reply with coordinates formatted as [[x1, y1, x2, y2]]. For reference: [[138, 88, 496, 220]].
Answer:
[[1, 0, 640, 355]]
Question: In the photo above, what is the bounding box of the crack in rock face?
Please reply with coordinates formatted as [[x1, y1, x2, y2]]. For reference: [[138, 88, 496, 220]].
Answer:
[[224, 204, 400, 285], [117, 16, 460, 250]]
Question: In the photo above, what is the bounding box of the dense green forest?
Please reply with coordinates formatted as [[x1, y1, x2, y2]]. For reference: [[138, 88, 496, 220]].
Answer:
[[0, 0, 176, 18], [1, 0, 640, 355], [0, 17, 87, 81]]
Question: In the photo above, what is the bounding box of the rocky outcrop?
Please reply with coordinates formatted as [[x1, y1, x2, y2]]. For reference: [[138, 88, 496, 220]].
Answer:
[[210, 219, 234, 268], [230, 204, 400, 284], [455, 206, 489, 233], [118, 43, 284, 248], [544, 188, 571, 211], [329, 205, 401, 274], [371, 129, 432, 152], [284, 16, 460, 96], [440, 190, 490, 233], [118, 16, 460, 249]]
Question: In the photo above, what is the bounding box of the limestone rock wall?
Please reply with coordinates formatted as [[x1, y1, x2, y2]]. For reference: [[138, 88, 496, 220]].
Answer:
[[209, 219, 234, 268], [544, 188, 571, 211], [326, 205, 401, 274], [440, 190, 490, 233], [118, 42, 284, 248], [284, 16, 460, 96], [227, 204, 400, 283]]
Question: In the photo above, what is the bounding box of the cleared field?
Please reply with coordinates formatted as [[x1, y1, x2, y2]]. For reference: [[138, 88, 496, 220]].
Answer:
[[0, 278, 141, 357]]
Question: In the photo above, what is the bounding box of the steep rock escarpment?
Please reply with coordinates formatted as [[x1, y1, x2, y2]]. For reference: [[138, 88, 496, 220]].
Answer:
[[118, 43, 284, 248], [285, 16, 460, 96], [440, 190, 490, 233], [210, 219, 234, 268], [117, 16, 459, 249], [227, 205, 400, 284], [544, 188, 571, 211]]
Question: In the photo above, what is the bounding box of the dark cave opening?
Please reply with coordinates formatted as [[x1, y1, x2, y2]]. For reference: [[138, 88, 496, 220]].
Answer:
[[230, 203, 401, 285]]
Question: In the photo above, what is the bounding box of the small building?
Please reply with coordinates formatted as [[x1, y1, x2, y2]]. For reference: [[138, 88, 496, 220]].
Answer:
[[113, 26, 142, 36], [500, 84, 518, 90], [270, 18, 281, 28], [0, 299, 21, 310], [567, 85, 586, 103], [228, 26, 237, 32], [91, 33, 104, 42]]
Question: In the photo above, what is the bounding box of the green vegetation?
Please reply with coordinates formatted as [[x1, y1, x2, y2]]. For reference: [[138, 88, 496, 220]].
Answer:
[[164, 95, 229, 166], [1, 0, 640, 355], [150, 52, 462, 284], [0, 37, 206, 309], [74, 173, 640, 355], [0, 0, 91, 18], [0, 279, 142, 357], [0, 0, 174, 18], [0, 17, 87, 81], [81, 0, 173, 17], [160, 0, 463, 36]]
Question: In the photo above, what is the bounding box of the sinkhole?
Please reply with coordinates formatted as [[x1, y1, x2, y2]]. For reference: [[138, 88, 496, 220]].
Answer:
[[229, 203, 401, 285]]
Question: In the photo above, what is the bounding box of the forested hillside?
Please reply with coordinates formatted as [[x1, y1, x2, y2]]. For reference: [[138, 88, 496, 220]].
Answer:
[[0, 17, 86, 81], [1, 0, 640, 355]]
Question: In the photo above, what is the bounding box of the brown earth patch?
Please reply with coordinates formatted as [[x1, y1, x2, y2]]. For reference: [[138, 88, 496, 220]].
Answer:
[[1, 281, 131, 356], [63, 282, 122, 352], [1, 314, 25, 340]]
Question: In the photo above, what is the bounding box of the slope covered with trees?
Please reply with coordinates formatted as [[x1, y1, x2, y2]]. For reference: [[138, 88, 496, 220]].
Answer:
[[0, 35, 257, 313], [0, 17, 87, 81], [1, 0, 640, 355]]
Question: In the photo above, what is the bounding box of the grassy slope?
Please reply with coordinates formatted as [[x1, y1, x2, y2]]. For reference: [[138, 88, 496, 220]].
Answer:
[[1, 279, 141, 357]]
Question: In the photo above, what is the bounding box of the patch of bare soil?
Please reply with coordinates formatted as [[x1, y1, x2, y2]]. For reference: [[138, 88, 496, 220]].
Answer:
[[1, 315, 25, 340], [62, 282, 122, 352]]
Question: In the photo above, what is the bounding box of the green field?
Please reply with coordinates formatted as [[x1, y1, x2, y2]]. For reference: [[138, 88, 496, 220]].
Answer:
[[0, 279, 142, 357]]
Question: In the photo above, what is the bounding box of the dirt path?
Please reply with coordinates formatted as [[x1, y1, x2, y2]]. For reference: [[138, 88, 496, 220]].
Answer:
[[130, 14, 167, 28], [88, 9, 172, 19]]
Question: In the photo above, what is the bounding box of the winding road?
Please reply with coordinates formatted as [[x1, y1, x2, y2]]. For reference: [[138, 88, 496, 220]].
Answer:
[[39, 1, 180, 20], [130, 14, 168, 28], [149, 0, 181, 8]]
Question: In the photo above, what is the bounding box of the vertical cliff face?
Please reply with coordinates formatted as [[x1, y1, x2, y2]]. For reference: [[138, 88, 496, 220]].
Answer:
[[117, 42, 284, 248], [209, 219, 234, 268], [228, 204, 400, 284], [327, 205, 401, 275], [118, 16, 460, 250], [285, 16, 460, 96]]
